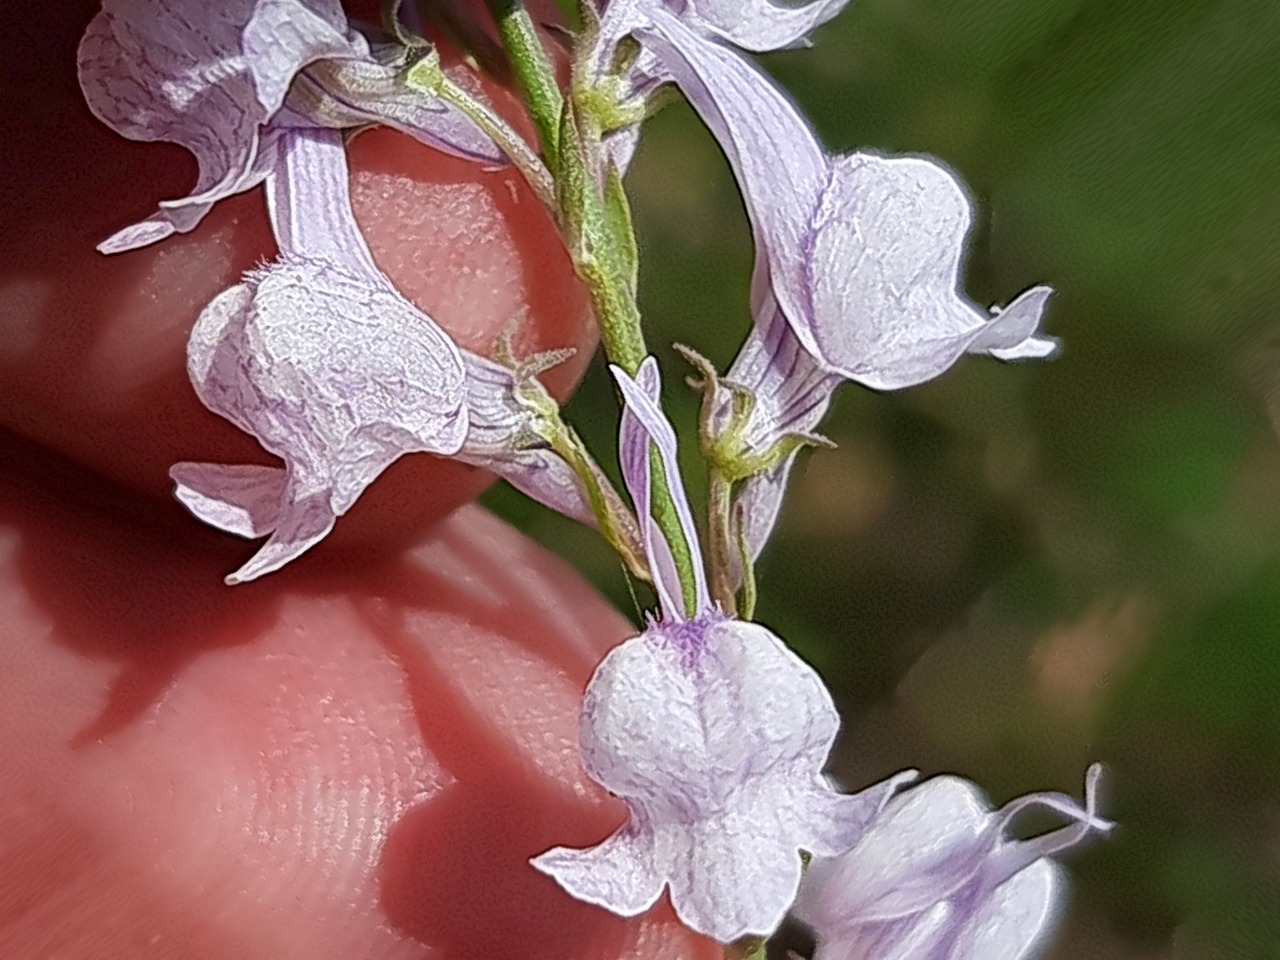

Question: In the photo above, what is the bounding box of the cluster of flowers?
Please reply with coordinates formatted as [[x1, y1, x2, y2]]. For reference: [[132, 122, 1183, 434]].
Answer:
[[79, 0, 1109, 955]]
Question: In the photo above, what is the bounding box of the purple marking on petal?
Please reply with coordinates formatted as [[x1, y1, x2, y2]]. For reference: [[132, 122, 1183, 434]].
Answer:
[[616, 363, 681, 620], [266, 127, 384, 276], [170, 462, 286, 538], [649, 611, 724, 666], [612, 358, 711, 621], [722, 294, 841, 560]]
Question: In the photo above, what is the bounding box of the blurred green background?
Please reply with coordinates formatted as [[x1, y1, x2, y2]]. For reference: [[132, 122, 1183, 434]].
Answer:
[[486, 0, 1280, 956]]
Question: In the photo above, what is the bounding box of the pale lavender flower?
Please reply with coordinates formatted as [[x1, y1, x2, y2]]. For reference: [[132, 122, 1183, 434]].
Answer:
[[171, 125, 466, 582], [532, 357, 915, 942], [635, 8, 1056, 556], [794, 764, 1112, 960], [171, 126, 589, 582], [77, 0, 501, 254]]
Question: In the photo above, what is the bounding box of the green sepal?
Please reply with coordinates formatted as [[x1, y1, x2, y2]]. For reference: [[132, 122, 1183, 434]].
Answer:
[[555, 99, 590, 260], [403, 47, 445, 96], [603, 163, 639, 295]]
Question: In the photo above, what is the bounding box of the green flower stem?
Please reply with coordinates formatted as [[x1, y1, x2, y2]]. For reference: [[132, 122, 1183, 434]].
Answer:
[[546, 418, 651, 582], [736, 510, 758, 622], [707, 469, 738, 616], [487, 4, 701, 615], [435, 81, 556, 208], [487, 0, 563, 171]]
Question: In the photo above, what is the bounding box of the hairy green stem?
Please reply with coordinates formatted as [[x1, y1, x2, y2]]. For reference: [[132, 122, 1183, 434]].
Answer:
[[434, 81, 556, 207], [487, 0, 563, 170], [488, 3, 701, 616], [707, 469, 738, 615]]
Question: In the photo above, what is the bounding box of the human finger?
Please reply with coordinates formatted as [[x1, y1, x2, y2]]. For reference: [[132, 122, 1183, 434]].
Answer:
[[0, 433, 713, 960]]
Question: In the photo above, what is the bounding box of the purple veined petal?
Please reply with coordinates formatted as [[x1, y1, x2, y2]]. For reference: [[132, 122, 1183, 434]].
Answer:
[[943, 859, 1066, 960], [78, 9, 264, 253], [802, 153, 1055, 389], [612, 358, 710, 621], [636, 8, 828, 329], [170, 462, 286, 538], [265, 126, 384, 275], [454, 352, 597, 525], [78, 0, 366, 253], [688, 0, 851, 52], [813, 904, 956, 960], [982, 764, 1112, 888], [722, 293, 842, 559], [531, 813, 666, 918], [616, 368, 683, 621], [226, 486, 338, 584], [242, 0, 358, 113], [799, 776, 999, 927]]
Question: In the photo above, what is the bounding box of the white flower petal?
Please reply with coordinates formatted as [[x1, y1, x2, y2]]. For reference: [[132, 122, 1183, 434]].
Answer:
[[225, 486, 336, 584], [531, 819, 666, 918], [944, 860, 1065, 960], [170, 462, 286, 538]]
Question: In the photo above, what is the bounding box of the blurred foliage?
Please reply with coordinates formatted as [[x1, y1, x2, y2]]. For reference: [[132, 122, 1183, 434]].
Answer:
[[485, 0, 1280, 956]]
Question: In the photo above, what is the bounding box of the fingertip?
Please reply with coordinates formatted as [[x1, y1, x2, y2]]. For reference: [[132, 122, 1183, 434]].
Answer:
[[0, 441, 711, 959]]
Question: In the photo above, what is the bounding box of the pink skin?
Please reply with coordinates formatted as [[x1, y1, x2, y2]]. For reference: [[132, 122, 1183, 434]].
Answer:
[[0, 4, 715, 957]]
